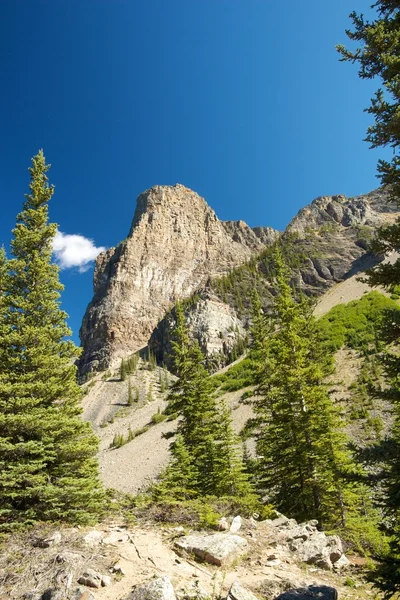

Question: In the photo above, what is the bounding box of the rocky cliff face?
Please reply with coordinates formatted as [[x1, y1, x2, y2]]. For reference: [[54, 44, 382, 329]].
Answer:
[[79, 184, 275, 375], [79, 185, 398, 377], [286, 188, 397, 295], [149, 289, 247, 373]]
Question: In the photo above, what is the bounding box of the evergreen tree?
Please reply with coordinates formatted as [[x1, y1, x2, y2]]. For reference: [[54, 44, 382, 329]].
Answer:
[[213, 401, 255, 498], [254, 250, 362, 529], [165, 303, 253, 498], [339, 5, 400, 590], [153, 434, 198, 500], [337, 2, 400, 287], [0, 151, 103, 530]]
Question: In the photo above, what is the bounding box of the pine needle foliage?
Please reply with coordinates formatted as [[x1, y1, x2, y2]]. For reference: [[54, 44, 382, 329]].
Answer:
[[254, 249, 367, 530], [338, 4, 400, 591], [0, 151, 104, 531], [163, 303, 254, 499]]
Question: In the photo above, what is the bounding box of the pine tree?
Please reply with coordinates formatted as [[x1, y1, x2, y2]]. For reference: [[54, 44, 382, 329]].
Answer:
[[164, 302, 253, 498], [0, 151, 103, 530], [337, 2, 400, 287], [153, 434, 198, 501], [254, 250, 363, 529], [338, 5, 400, 590], [213, 401, 255, 498]]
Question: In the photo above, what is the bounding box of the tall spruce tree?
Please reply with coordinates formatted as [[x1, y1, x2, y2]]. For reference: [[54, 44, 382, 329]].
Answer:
[[338, 4, 400, 592], [337, 2, 400, 287], [164, 302, 253, 498], [0, 151, 103, 530], [254, 250, 363, 529]]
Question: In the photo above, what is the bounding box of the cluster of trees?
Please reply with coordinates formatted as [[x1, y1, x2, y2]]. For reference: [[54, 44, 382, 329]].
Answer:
[[153, 303, 255, 503], [0, 151, 103, 531]]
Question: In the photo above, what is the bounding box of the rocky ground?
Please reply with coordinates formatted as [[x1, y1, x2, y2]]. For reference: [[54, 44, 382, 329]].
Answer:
[[0, 513, 373, 600]]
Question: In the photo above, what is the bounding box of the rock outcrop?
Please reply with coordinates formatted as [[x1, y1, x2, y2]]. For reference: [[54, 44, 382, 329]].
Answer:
[[79, 185, 398, 377], [286, 188, 397, 295], [148, 289, 246, 372], [79, 184, 275, 375]]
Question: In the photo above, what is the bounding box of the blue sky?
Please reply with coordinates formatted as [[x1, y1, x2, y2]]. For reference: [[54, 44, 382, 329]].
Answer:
[[0, 1, 384, 343]]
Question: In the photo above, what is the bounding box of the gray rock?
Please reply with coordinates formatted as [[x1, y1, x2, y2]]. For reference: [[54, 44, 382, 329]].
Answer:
[[35, 531, 62, 548], [228, 580, 259, 600], [175, 532, 248, 566], [275, 585, 338, 600], [333, 553, 350, 570], [78, 568, 103, 589], [101, 575, 112, 587], [82, 530, 103, 545], [40, 590, 64, 600], [128, 576, 176, 600], [149, 290, 246, 373], [229, 516, 242, 533], [289, 532, 343, 570], [71, 589, 96, 600]]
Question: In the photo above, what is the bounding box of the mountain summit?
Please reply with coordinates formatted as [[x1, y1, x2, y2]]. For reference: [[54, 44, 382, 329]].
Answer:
[[79, 184, 278, 375]]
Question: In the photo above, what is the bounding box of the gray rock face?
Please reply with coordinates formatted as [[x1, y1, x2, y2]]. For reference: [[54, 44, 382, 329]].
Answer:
[[149, 290, 246, 372], [127, 576, 176, 600], [79, 184, 273, 375], [79, 185, 398, 377], [175, 532, 248, 566], [286, 188, 398, 296]]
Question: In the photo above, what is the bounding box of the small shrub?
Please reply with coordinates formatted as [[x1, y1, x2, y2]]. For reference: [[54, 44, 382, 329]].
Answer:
[[151, 411, 167, 424]]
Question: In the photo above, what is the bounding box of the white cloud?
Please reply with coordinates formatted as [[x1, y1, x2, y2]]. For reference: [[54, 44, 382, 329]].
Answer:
[[52, 230, 106, 272]]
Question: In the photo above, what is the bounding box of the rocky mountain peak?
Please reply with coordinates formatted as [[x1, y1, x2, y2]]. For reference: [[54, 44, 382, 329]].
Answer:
[[79, 184, 276, 376]]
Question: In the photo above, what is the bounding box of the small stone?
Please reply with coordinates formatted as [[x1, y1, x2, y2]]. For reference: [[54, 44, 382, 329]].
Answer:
[[333, 554, 350, 570], [83, 530, 103, 545], [78, 568, 103, 589], [217, 517, 229, 531], [228, 580, 259, 600], [71, 588, 96, 600], [101, 575, 112, 587], [230, 516, 242, 533], [128, 576, 176, 600], [112, 562, 126, 575], [35, 531, 62, 548]]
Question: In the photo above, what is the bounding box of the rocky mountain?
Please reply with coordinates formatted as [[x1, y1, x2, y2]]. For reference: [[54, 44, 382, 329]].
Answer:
[[79, 184, 278, 376], [79, 185, 398, 377]]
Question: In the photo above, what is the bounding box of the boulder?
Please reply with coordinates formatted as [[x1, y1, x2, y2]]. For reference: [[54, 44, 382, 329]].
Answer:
[[229, 516, 242, 533], [275, 585, 338, 600], [289, 532, 343, 570], [228, 580, 259, 600], [82, 530, 103, 545], [78, 568, 103, 589], [175, 533, 248, 567], [128, 576, 176, 600]]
